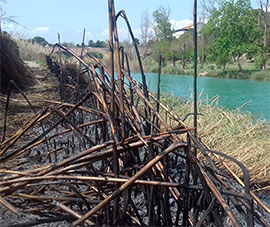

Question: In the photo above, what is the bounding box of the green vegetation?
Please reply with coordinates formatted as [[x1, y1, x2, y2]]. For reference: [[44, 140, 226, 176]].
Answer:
[[202, 0, 261, 72], [3, 0, 269, 81], [144, 61, 270, 81], [135, 0, 270, 81], [87, 39, 107, 48], [152, 6, 173, 41], [89, 51, 103, 60], [32, 36, 49, 47]]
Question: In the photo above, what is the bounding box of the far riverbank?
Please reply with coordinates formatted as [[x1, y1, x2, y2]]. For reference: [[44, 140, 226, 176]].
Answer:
[[131, 72, 270, 120], [141, 60, 270, 81]]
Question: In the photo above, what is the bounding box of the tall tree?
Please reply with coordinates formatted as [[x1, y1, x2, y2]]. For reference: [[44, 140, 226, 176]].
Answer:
[[257, 0, 270, 69], [140, 10, 153, 58], [140, 10, 151, 44], [200, 0, 225, 18], [175, 30, 193, 69], [202, 0, 261, 71], [153, 39, 172, 64], [258, 0, 270, 47], [152, 6, 173, 40]]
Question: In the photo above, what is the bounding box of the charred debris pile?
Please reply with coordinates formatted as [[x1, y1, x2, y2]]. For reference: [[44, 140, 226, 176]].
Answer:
[[1, 1, 270, 226]]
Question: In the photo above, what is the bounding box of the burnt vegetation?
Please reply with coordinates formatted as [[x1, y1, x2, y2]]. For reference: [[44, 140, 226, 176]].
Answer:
[[0, 1, 270, 226]]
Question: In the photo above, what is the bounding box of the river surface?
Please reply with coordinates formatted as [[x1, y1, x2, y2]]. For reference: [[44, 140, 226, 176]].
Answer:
[[131, 73, 270, 121]]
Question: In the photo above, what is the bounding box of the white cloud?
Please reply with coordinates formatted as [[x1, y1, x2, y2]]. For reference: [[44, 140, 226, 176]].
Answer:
[[8, 23, 14, 29], [261, 5, 270, 12], [120, 28, 134, 41], [32, 27, 50, 33], [2, 22, 15, 30]]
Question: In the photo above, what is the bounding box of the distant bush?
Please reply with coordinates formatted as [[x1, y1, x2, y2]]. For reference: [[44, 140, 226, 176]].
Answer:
[[88, 40, 107, 48], [249, 70, 270, 81], [163, 65, 183, 75], [209, 65, 215, 70], [90, 52, 103, 60], [32, 36, 48, 47]]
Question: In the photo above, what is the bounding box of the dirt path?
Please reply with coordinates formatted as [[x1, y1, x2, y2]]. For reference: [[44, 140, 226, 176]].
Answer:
[[0, 65, 59, 139]]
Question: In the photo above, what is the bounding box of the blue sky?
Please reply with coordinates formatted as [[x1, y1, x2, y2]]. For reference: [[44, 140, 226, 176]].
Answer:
[[1, 0, 259, 44]]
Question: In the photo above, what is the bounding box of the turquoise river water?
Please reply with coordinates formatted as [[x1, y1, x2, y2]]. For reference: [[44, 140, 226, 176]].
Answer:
[[131, 73, 270, 121]]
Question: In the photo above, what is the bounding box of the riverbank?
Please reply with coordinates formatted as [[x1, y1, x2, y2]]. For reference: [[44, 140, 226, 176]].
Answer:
[[159, 94, 270, 187], [142, 60, 270, 81]]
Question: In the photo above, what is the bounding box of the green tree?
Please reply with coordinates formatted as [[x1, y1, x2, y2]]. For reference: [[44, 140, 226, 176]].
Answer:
[[176, 30, 194, 69], [153, 39, 173, 65], [88, 40, 107, 48], [88, 40, 95, 47], [257, 0, 270, 69], [95, 40, 105, 47], [202, 0, 261, 71], [32, 36, 48, 47], [152, 6, 174, 65], [152, 6, 173, 41]]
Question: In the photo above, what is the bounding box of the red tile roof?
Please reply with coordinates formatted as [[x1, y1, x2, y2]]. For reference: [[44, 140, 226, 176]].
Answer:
[[182, 24, 194, 30]]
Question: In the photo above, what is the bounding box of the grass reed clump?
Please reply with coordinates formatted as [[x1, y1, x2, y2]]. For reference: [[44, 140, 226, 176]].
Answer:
[[160, 93, 270, 185], [0, 33, 34, 94], [15, 36, 47, 63]]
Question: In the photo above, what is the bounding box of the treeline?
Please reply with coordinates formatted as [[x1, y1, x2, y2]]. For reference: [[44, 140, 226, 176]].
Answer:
[[16, 0, 270, 75], [30, 36, 107, 48], [138, 0, 270, 72]]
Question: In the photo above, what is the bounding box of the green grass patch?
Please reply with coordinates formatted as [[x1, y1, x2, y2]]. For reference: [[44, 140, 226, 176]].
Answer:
[[143, 60, 270, 81]]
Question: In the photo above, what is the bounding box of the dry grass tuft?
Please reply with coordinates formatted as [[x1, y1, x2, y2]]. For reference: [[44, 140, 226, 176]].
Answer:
[[160, 94, 270, 185], [0, 34, 34, 94], [15, 37, 46, 63]]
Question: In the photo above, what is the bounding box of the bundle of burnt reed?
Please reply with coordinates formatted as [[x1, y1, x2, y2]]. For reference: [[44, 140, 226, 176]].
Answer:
[[1, 1, 270, 226], [0, 64, 269, 226], [60, 63, 81, 103], [0, 33, 34, 94], [1, 68, 269, 226]]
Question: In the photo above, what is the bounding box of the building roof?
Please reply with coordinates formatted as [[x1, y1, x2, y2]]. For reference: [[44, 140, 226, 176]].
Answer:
[[182, 24, 194, 30]]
